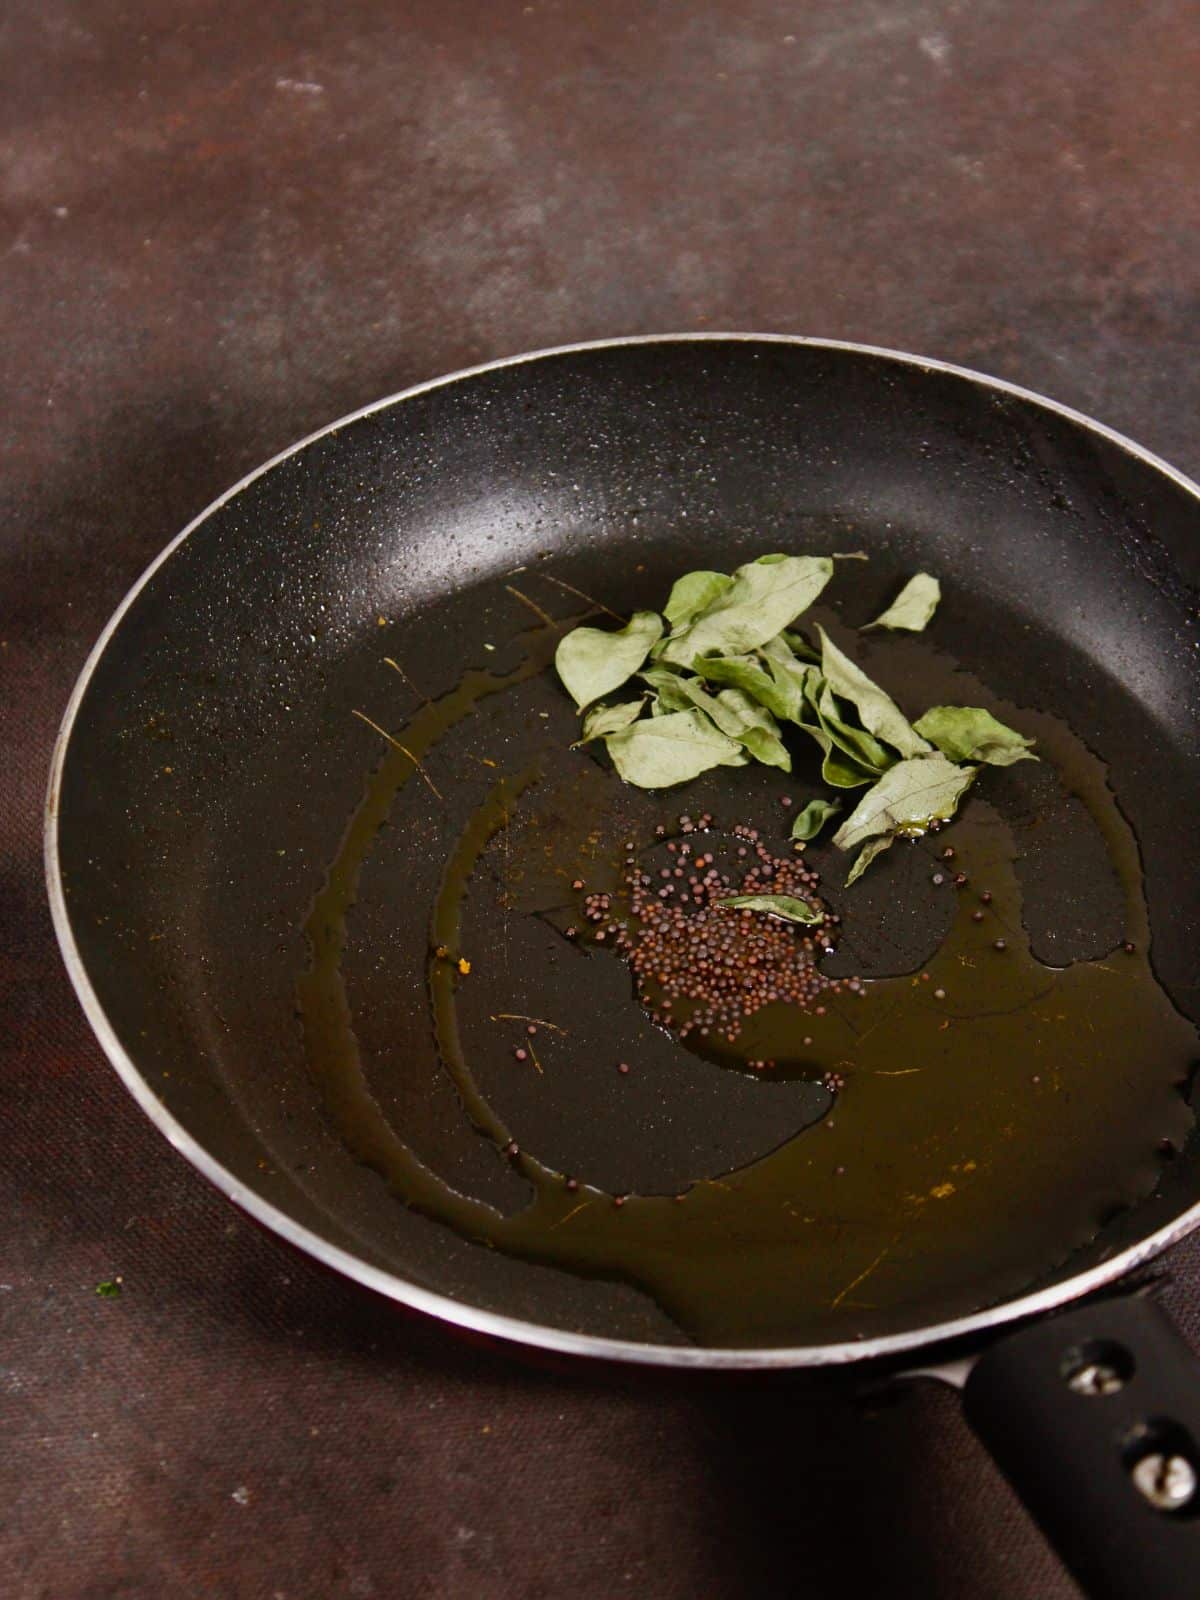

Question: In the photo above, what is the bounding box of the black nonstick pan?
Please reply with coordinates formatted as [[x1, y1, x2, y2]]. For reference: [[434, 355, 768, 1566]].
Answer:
[[46, 336, 1200, 1596]]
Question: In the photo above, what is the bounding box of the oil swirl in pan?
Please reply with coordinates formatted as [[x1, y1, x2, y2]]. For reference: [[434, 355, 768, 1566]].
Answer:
[[296, 624, 1197, 1346]]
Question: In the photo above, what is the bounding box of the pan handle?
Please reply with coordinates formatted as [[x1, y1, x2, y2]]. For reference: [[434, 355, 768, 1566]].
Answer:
[[961, 1294, 1200, 1600]]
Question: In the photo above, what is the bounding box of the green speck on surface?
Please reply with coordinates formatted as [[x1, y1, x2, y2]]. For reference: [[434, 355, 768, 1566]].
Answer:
[[95, 1280, 121, 1298]]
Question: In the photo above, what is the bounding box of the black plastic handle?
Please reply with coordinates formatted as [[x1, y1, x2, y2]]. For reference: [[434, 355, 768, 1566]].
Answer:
[[962, 1295, 1200, 1600]]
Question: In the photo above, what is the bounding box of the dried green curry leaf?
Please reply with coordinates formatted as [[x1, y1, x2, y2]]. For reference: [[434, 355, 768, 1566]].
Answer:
[[555, 611, 663, 709], [663, 570, 733, 628], [844, 834, 897, 886], [814, 680, 895, 774], [693, 652, 799, 722], [575, 698, 648, 744], [863, 573, 941, 633], [640, 671, 792, 770], [791, 797, 841, 840], [913, 705, 1038, 767], [787, 682, 878, 788], [714, 687, 792, 771], [714, 894, 823, 925], [782, 630, 822, 662], [604, 708, 746, 787], [551, 558, 1029, 849], [758, 633, 820, 705], [819, 747, 878, 789], [814, 626, 931, 759], [833, 753, 977, 857], [656, 555, 833, 668], [640, 665, 695, 712], [790, 672, 878, 788]]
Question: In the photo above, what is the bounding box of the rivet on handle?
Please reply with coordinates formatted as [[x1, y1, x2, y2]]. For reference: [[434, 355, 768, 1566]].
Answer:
[[1129, 1452, 1198, 1513], [1061, 1340, 1134, 1397]]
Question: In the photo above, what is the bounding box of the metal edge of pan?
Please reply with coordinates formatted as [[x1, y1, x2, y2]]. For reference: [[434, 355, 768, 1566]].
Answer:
[[43, 332, 1200, 1370]]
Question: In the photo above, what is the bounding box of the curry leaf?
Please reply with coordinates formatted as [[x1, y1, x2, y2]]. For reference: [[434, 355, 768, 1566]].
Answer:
[[815, 626, 931, 759], [555, 611, 663, 709], [757, 634, 819, 719], [694, 653, 799, 721], [663, 570, 733, 628], [863, 573, 941, 632], [604, 708, 745, 788], [845, 835, 897, 886], [913, 705, 1038, 767], [575, 698, 648, 744], [657, 555, 833, 667], [556, 557, 1004, 853], [833, 753, 977, 855], [789, 681, 878, 788], [714, 688, 792, 771], [791, 798, 841, 840], [793, 673, 879, 788], [714, 894, 824, 925], [819, 746, 879, 788], [814, 680, 895, 774], [640, 665, 694, 712], [782, 630, 822, 662], [640, 672, 792, 770]]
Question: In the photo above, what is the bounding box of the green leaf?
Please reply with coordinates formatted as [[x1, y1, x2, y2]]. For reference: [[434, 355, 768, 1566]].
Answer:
[[767, 664, 819, 727], [694, 653, 799, 721], [575, 698, 647, 744], [604, 708, 745, 788], [815, 626, 931, 759], [759, 634, 819, 720], [639, 672, 792, 770], [95, 1280, 122, 1299], [663, 570, 733, 627], [792, 673, 877, 788], [657, 555, 833, 667], [555, 611, 663, 710], [791, 798, 841, 840], [833, 753, 977, 856], [814, 680, 895, 774], [714, 688, 792, 771], [640, 665, 694, 711], [863, 573, 941, 632], [714, 894, 823, 925], [845, 835, 896, 885], [782, 630, 821, 662], [779, 674, 876, 788], [820, 747, 878, 788], [913, 705, 1038, 767]]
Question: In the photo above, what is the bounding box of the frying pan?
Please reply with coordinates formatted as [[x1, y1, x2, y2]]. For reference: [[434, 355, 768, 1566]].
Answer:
[[46, 336, 1200, 1596]]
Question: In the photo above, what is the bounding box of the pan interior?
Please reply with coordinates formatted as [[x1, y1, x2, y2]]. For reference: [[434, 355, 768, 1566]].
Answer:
[[55, 340, 1200, 1354]]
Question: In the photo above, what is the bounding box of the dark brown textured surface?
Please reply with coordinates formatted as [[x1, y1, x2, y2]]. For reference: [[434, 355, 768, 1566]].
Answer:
[[4, 2, 1199, 1596]]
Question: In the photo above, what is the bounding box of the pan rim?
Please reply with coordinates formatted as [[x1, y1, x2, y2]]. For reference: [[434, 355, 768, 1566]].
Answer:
[[44, 331, 1200, 1370]]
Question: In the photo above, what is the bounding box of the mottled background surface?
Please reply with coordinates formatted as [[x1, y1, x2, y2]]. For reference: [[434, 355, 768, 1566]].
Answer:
[[4, 2, 1199, 1595]]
